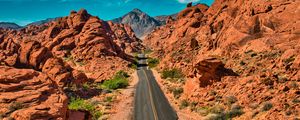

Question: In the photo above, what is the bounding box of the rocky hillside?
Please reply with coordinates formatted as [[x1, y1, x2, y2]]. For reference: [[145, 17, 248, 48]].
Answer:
[[0, 9, 142, 119], [0, 22, 22, 29], [112, 8, 176, 39], [145, 0, 299, 119], [154, 13, 177, 25]]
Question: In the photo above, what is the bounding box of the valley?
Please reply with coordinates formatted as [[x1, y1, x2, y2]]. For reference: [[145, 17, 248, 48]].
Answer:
[[0, 0, 299, 120]]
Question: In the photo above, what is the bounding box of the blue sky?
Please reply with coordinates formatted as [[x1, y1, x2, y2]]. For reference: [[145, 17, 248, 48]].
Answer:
[[0, 0, 214, 26]]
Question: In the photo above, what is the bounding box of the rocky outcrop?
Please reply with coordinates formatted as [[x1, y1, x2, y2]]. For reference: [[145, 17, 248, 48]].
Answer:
[[0, 66, 68, 120], [145, 0, 300, 119], [0, 9, 142, 119]]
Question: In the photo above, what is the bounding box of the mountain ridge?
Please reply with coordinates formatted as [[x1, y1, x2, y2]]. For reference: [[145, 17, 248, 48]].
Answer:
[[0, 22, 22, 29], [111, 8, 177, 39]]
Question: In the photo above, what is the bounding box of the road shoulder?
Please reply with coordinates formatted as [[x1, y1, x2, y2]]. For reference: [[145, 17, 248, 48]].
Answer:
[[108, 71, 138, 120], [152, 69, 204, 120]]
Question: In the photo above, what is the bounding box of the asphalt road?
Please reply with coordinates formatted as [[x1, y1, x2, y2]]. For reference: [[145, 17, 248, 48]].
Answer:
[[134, 54, 178, 120]]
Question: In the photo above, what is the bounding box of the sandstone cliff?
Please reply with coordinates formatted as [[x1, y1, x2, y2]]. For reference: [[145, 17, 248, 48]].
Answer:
[[145, 0, 300, 119]]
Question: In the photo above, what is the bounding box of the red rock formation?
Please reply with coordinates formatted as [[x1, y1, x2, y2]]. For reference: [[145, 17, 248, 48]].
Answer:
[[0, 66, 68, 119], [145, 0, 299, 119], [0, 9, 142, 119]]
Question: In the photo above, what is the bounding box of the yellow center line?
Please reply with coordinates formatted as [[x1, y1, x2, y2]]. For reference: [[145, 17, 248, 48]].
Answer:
[[142, 69, 159, 120]]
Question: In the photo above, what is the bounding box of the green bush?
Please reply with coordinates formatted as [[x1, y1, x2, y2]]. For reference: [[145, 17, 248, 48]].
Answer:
[[102, 77, 129, 90], [68, 97, 102, 120], [115, 70, 130, 79], [161, 68, 184, 79], [82, 83, 90, 91], [129, 63, 138, 69], [104, 96, 113, 102], [147, 58, 159, 68], [172, 87, 183, 99], [202, 105, 244, 120], [101, 70, 130, 90]]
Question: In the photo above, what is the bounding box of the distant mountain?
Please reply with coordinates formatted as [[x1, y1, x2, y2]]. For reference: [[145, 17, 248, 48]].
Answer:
[[0, 22, 22, 29], [111, 8, 177, 39], [26, 17, 59, 26], [0, 18, 58, 30]]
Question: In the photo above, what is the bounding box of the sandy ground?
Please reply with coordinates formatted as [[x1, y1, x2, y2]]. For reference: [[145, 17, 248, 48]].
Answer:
[[108, 71, 138, 120], [152, 69, 204, 120]]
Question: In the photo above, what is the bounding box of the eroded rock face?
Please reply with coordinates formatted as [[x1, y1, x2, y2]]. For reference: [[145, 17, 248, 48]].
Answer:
[[145, 0, 300, 119], [0, 9, 142, 119], [0, 66, 68, 120]]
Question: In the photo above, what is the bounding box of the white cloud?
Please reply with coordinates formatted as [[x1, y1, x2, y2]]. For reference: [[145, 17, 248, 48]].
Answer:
[[177, 0, 200, 3]]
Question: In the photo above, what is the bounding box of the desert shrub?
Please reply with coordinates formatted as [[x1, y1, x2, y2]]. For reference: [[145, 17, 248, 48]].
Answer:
[[63, 55, 73, 62], [144, 48, 153, 54], [204, 113, 224, 120], [115, 70, 130, 79], [82, 83, 90, 91], [197, 106, 210, 116], [68, 97, 92, 111], [261, 102, 273, 111], [104, 96, 113, 102], [102, 77, 129, 90], [172, 87, 183, 99], [202, 105, 244, 119], [161, 68, 184, 80], [225, 105, 244, 118], [9, 102, 23, 112], [147, 58, 159, 68], [68, 97, 102, 120], [101, 70, 129, 90], [225, 96, 237, 105], [208, 105, 224, 114], [180, 100, 189, 109], [129, 62, 138, 69]]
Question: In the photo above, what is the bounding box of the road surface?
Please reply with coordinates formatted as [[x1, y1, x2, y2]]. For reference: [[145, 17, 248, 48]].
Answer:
[[134, 54, 178, 120]]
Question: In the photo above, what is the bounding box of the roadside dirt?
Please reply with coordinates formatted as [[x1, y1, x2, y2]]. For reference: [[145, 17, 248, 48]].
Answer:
[[108, 71, 138, 120], [152, 69, 204, 120]]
